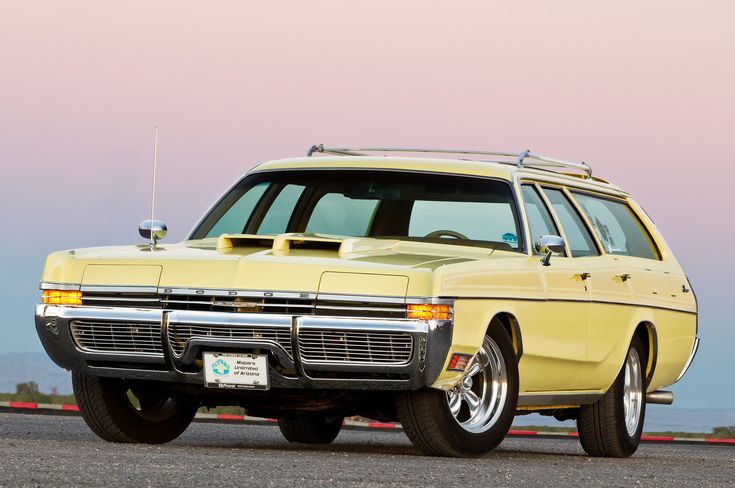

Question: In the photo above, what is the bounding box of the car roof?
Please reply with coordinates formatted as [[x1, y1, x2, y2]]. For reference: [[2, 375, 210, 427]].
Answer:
[[252, 156, 627, 196]]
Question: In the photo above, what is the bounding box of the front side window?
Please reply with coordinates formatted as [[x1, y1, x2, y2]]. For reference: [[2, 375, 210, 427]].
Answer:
[[408, 200, 520, 249], [542, 188, 599, 257], [521, 185, 562, 256], [572, 193, 660, 260], [191, 170, 523, 251]]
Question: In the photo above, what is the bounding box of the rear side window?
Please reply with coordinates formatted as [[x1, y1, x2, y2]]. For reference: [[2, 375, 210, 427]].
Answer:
[[572, 193, 660, 260], [542, 188, 599, 257], [521, 185, 563, 256]]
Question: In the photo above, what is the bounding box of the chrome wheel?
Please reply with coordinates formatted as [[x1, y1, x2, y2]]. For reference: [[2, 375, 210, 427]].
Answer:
[[623, 348, 643, 436], [446, 336, 508, 434]]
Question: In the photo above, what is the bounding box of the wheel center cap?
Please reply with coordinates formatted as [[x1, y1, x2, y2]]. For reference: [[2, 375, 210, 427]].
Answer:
[[461, 375, 473, 390]]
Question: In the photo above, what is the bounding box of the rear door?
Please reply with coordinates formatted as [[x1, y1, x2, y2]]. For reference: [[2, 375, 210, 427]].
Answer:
[[570, 191, 664, 388]]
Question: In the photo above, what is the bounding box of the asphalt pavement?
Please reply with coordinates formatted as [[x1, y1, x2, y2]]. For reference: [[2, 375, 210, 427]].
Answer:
[[1, 412, 733, 487]]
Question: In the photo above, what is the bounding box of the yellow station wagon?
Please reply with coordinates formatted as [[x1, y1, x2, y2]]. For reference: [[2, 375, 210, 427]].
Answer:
[[36, 146, 698, 457]]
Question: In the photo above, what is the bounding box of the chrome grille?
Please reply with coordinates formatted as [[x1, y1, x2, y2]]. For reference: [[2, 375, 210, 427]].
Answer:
[[70, 320, 162, 355], [162, 295, 314, 315], [80, 291, 408, 319], [81, 292, 161, 308], [168, 323, 293, 356], [161, 295, 406, 318], [298, 330, 413, 364], [314, 300, 406, 319]]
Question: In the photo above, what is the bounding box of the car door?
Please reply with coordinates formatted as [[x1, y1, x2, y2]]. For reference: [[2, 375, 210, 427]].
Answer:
[[570, 191, 666, 389], [539, 186, 635, 391], [519, 184, 590, 392]]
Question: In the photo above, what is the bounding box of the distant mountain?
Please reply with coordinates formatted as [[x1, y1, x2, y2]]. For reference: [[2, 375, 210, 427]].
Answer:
[[0, 352, 72, 395]]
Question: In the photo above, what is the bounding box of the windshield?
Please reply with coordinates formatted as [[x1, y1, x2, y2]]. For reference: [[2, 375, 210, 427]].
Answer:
[[190, 170, 523, 251]]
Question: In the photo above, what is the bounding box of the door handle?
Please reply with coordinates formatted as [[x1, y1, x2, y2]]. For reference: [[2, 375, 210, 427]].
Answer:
[[617, 273, 631, 282], [575, 272, 591, 281]]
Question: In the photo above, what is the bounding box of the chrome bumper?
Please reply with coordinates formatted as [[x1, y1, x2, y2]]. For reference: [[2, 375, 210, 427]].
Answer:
[[35, 304, 452, 390]]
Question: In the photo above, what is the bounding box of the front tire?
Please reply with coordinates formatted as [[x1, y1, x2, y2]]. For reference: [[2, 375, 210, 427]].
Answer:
[[396, 322, 519, 457], [277, 415, 344, 444], [72, 372, 197, 444], [577, 335, 647, 457]]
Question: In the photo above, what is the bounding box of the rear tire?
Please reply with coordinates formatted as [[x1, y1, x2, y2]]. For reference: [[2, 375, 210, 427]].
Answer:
[[277, 415, 344, 444], [72, 372, 197, 444], [396, 321, 518, 457], [577, 335, 647, 457]]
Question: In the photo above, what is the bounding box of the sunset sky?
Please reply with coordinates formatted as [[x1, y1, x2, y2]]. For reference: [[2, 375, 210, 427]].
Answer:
[[1, 1, 733, 408]]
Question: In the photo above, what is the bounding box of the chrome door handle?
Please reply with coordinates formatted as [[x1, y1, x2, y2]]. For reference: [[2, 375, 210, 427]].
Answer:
[[618, 273, 631, 282], [576, 272, 591, 280]]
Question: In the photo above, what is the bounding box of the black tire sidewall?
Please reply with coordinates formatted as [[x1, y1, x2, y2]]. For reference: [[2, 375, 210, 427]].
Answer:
[[278, 415, 344, 444], [612, 335, 647, 454], [398, 322, 518, 457], [74, 373, 196, 444], [425, 324, 519, 456]]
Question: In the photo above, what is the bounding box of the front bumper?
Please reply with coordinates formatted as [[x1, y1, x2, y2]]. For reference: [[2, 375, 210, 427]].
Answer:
[[35, 304, 452, 390]]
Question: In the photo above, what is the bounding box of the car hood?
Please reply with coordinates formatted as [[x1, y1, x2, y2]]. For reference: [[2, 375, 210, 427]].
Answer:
[[41, 234, 499, 298]]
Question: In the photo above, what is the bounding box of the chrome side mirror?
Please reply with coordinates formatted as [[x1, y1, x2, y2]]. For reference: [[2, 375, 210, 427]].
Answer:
[[535, 235, 565, 266], [139, 219, 168, 245]]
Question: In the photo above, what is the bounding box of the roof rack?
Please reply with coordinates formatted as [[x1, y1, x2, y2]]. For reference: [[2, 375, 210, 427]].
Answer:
[[307, 144, 592, 179]]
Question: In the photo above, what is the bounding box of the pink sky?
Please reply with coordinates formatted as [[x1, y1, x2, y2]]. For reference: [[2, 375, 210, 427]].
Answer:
[[0, 1, 733, 407]]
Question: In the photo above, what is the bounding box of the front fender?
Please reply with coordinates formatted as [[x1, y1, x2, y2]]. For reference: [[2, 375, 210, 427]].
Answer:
[[429, 299, 520, 390]]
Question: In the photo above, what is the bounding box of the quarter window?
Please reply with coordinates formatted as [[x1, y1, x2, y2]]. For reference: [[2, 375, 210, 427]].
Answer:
[[542, 188, 599, 257], [572, 193, 660, 260]]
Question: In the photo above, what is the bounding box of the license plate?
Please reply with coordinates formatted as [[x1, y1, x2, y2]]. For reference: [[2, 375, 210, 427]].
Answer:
[[203, 352, 269, 390]]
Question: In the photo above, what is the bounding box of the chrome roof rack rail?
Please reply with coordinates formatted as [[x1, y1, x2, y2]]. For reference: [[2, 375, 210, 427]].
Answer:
[[307, 144, 592, 179]]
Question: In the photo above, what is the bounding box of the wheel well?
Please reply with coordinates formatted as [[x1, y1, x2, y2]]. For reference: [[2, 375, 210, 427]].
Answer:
[[489, 313, 523, 361], [634, 321, 657, 384]]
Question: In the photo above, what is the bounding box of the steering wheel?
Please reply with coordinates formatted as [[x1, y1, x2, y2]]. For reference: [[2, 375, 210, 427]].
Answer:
[[424, 229, 469, 240]]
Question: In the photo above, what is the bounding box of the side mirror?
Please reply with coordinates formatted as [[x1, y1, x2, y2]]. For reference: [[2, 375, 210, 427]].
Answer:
[[139, 219, 168, 245], [535, 235, 565, 266]]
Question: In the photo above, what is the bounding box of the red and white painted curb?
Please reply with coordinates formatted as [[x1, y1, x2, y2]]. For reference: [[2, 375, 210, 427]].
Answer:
[[2, 400, 734, 446]]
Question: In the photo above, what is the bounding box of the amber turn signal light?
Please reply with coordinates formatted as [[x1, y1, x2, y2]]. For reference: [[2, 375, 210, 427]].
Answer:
[[407, 304, 451, 320], [42, 290, 82, 305]]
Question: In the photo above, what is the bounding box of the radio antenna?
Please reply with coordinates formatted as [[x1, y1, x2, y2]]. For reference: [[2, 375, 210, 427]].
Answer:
[[149, 125, 159, 248]]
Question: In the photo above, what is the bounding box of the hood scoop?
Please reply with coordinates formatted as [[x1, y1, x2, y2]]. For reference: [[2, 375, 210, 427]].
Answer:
[[273, 234, 342, 252], [217, 233, 401, 255], [217, 233, 344, 254], [217, 234, 276, 251]]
